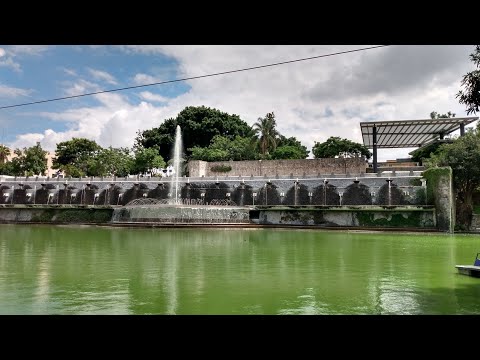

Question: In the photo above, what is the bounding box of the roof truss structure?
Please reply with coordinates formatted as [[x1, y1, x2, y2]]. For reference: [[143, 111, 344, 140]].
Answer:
[[360, 117, 478, 149]]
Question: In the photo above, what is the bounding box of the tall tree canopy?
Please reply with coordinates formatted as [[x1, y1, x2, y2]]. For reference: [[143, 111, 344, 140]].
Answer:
[[53, 138, 102, 177], [428, 128, 480, 228], [457, 45, 480, 115], [411, 142, 447, 163], [253, 112, 279, 158], [430, 111, 456, 119], [189, 135, 257, 162], [86, 147, 134, 177], [0, 145, 10, 164], [312, 136, 371, 159], [135, 106, 254, 161], [131, 147, 166, 175], [3, 142, 48, 176], [22, 142, 48, 176], [275, 135, 309, 159], [271, 145, 307, 160], [411, 111, 456, 163]]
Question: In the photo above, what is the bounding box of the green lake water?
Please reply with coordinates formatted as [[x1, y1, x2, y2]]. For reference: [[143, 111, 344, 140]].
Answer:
[[0, 224, 479, 315]]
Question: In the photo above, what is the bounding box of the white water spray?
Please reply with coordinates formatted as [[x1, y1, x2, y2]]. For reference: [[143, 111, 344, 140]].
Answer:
[[171, 125, 183, 204]]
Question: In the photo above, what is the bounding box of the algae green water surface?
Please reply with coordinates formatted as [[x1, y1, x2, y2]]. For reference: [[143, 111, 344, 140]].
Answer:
[[0, 224, 479, 314]]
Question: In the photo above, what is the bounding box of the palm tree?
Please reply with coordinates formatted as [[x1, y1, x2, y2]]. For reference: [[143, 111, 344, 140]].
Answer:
[[0, 144, 10, 164], [253, 112, 279, 158]]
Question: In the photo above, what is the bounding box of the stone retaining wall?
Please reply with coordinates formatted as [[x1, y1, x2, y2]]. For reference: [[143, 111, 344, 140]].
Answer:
[[188, 158, 367, 177]]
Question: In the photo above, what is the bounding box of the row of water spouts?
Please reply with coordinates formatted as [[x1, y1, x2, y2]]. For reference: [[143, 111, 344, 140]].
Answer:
[[1, 176, 425, 206], [0, 184, 117, 205]]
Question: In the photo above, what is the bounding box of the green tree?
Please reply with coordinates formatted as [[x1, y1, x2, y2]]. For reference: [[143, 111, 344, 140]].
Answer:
[[456, 45, 480, 115], [6, 142, 48, 176], [253, 112, 279, 158], [131, 147, 166, 175], [0, 161, 16, 176], [87, 147, 134, 177], [135, 106, 254, 161], [212, 135, 257, 161], [428, 129, 480, 228], [411, 142, 447, 163], [61, 164, 83, 178], [189, 147, 230, 162], [0, 145, 10, 164], [53, 138, 102, 177], [271, 145, 307, 160], [189, 135, 257, 161], [312, 136, 371, 159], [22, 142, 48, 176], [430, 111, 456, 119], [275, 135, 309, 159], [411, 111, 456, 163]]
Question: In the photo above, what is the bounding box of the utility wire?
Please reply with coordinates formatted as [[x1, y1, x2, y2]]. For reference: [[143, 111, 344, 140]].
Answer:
[[0, 45, 390, 110]]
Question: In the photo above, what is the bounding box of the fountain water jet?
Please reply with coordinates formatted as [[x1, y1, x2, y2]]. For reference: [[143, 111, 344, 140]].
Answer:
[[112, 124, 250, 224], [323, 179, 328, 205], [170, 125, 183, 204], [387, 178, 392, 206], [294, 180, 299, 206]]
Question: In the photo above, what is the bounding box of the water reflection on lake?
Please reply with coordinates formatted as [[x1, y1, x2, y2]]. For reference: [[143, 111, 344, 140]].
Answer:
[[0, 225, 479, 315]]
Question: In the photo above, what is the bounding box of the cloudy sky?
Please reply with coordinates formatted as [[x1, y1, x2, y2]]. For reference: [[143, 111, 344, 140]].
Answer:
[[0, 45, 477, 161]]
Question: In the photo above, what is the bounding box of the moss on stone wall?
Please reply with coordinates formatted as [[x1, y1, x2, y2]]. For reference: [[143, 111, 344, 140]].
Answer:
[[281, 211, 313, 225], [56, 209, 112, 222], [273, 209, 434, 228], [422, 166, 453, 232], [31, 209, 56, 222], [30, 208, 113, 223], [356, 212, 428, 227], [414, 188, 426, 205], [409, 178, 422, 186], [422, 167, 451, 204]]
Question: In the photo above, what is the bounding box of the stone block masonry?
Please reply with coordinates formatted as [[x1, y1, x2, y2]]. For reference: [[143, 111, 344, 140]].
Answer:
[[188, 158, 367, 178]]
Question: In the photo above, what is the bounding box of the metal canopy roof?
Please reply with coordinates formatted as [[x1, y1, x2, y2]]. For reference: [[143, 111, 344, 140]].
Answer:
[[360, 117, 478, 149]]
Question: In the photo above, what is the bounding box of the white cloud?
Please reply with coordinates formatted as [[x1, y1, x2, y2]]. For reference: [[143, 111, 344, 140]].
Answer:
[[63, 79, 100, 96], [133, 73, 162, 85], [0, 56, 21, 72], [8, 45, 480, 162], [139, 91, 169, 103], [10, 93, 181, 151], [62, 68, 77, 77], [0, 45, 50, 73], [87, 68, 118, 85], [7, 45, 50, 56], [0, 84, 32, 98], [11, 132, 46, 149]]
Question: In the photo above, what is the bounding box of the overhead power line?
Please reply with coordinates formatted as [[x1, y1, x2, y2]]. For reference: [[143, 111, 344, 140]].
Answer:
[[0, 45, 390, 110]]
